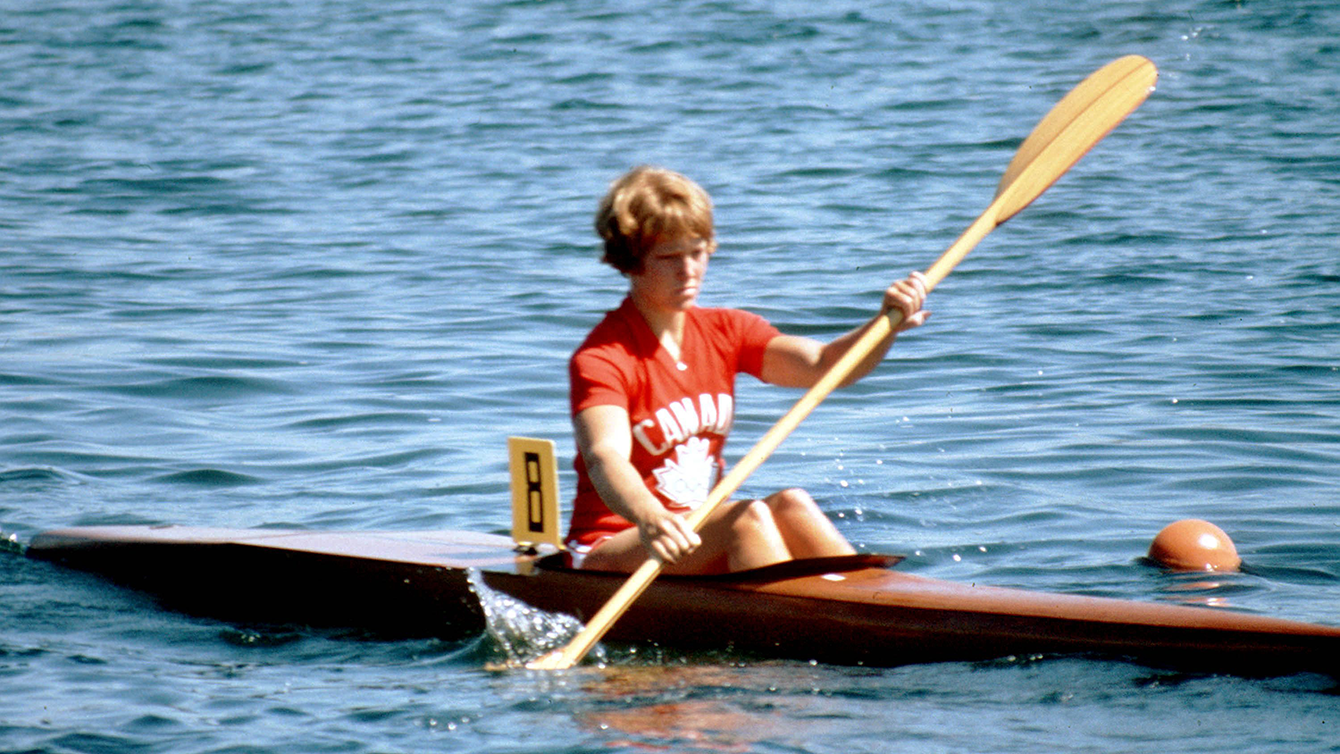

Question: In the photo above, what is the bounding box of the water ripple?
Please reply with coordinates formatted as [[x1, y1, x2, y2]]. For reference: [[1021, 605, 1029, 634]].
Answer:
[[3, 0, 1340, 751]]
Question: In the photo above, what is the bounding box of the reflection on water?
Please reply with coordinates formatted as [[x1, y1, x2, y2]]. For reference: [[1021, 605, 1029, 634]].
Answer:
[[582, 700, 758, 753], [1151, 567, 1250, 608], [576, 664, 799, 753]]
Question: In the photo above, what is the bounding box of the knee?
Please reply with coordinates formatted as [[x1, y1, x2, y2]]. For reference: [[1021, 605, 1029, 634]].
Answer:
[[730, 499, 777, 536], [768, 488, 817, 515]]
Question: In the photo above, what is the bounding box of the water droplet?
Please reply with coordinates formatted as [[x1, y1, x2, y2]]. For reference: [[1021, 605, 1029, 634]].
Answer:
[[466, 569, 593, 666]]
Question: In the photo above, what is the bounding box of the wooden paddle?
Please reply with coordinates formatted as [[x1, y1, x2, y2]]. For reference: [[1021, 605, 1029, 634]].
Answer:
[[526, 54, 1158, 670]]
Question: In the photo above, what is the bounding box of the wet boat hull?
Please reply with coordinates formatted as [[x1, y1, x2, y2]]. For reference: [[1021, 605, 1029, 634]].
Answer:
[[26, 525, 1340, 675]]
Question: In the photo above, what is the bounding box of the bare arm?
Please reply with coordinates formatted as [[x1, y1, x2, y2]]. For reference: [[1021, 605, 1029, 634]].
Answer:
[[573, 404, 701, 562], [761, 271, 929, 389]]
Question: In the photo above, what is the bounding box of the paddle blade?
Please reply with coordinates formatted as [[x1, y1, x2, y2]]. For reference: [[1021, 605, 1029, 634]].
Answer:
[[524, 56, 1159, 673], [524, 556, 664, 670], [992, 55, 1157, 223]]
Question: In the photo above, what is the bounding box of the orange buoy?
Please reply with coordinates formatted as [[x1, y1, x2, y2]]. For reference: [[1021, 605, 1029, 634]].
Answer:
[[1148, 519, 1242, 572]]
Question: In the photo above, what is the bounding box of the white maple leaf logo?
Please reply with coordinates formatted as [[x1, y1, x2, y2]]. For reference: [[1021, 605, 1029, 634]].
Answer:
[[652, 436, 713, 508]]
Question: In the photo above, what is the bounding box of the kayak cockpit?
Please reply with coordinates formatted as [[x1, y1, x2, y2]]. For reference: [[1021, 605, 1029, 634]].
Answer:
[[530, 551, 904, 582]]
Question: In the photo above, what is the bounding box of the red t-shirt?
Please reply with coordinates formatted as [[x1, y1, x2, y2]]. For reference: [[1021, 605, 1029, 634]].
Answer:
[[566, 297, 780, 547]]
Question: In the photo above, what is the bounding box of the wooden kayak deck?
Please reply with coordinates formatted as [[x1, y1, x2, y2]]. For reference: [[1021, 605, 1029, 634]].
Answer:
[[27, 525, 1340, 675]]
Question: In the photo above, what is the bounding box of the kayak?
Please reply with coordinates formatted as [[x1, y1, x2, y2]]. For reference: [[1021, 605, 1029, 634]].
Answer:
[[26, 524, 1340, 676]]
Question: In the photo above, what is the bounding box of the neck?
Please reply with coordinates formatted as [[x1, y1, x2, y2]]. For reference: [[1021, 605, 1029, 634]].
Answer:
[[630, 291, 687, 354]]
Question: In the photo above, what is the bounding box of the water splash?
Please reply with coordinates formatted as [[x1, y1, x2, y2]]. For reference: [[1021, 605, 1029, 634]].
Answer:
[[466, 569, 603, 667]]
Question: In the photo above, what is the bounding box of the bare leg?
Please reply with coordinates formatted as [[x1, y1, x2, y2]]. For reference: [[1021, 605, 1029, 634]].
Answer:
[[579, 490, 850, 574], [763, 488, 856, 559], [697, 498, 791, 573], [579, 499, 792, 575], [578, 526, 666, 573]]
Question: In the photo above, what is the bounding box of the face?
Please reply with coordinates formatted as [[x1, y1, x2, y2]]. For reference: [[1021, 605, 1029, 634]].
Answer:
[[629, 235, 713, 313]]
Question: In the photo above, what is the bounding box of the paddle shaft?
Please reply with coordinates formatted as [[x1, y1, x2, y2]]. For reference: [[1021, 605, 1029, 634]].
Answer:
[[529, 55, 1158, 670]]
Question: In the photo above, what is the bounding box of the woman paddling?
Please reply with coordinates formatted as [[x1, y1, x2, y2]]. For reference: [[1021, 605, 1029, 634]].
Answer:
[[566, 166, 928, 575]]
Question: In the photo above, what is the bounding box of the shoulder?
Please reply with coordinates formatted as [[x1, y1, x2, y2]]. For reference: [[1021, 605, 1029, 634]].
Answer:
[[687, 306, 780, 378], [570, 301, 650, 393], [689, 306, 779, 343], [573, 302, 641, 362], [690, 305, 768, 327]]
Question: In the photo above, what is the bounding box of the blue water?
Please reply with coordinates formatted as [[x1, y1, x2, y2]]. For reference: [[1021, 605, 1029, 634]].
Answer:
[[4, 0, 1340, 751]]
